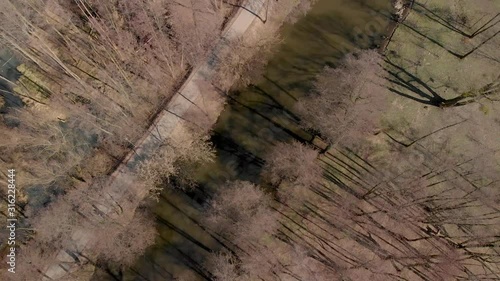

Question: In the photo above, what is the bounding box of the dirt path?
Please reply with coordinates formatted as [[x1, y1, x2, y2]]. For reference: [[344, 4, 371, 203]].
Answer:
[[42, 1, 267, 280]]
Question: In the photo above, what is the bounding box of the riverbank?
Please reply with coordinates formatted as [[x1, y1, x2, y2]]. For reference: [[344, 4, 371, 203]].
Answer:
[[26, 1, 320, 280], [167, 0, 499, 279], [124, 1, 395, 279], [37, 1, 268, 279]]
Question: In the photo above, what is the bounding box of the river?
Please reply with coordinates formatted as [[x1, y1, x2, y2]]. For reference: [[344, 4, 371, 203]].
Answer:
[[121, 0, 393, 280]]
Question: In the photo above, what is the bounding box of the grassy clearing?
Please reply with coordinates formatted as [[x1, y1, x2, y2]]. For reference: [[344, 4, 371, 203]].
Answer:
[[316, 0, 500, 278], [381, 0, 500, 157]]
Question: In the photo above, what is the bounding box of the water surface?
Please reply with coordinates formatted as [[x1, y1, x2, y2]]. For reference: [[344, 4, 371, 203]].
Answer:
[[123, 1, 393, 280]]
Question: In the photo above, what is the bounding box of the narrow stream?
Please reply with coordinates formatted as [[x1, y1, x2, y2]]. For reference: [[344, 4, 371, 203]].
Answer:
[[123, 0, 393, 280]]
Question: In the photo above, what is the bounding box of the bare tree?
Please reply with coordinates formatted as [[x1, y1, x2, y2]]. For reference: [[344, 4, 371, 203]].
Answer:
[[139, 124, 215, 199], [210, 0, 318, 90], [168, 0, 227, 66], [262, 140, 322, 190], [206, 180, 278, 245], [0, 0, 323, 278], [91, 209, 157, 267], [0, 0, 230, 197], [206, 251, 244, 281], [6, 241, 57, 281], [139, 150, 177, 200], [212, 28, 279, 90], [206, 180, 317, 281], [31, 198, 86, 248], [286, 0, 319, 24], [296, 49, 387, 146]]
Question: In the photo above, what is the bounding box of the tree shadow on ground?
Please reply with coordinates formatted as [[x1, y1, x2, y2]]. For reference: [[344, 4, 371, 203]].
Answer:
[[121, 2, 394, 280], [412, 3, 500, 39], [385, 58, 500, 108], [384, 58, 447, 107], [357, 0, 500, 60]]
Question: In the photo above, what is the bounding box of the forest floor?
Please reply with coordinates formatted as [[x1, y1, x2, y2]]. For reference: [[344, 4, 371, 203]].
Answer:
[[40, 1, 270, 280], [315, 0, 500, 279], [381, 0, 500, 154]]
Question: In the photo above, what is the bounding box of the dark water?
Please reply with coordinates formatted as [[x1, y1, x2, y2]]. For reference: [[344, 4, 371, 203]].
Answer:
[[123, 0, 393, 280]]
